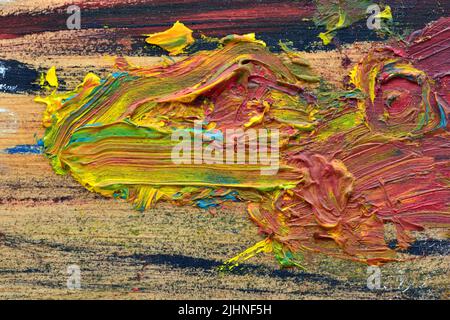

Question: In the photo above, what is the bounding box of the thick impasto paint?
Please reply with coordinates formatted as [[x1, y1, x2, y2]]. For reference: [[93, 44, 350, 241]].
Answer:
[[36, 16, 449, 268], [1, 0, 449, 300]]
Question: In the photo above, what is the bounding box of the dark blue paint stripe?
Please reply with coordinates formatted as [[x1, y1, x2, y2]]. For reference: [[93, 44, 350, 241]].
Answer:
[[0, 60, 40, 94], [4, 144, 43, 155]]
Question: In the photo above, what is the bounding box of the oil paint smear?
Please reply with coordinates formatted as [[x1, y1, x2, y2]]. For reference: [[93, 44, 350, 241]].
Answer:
[[36, 16, 450, 269], [145, 21, 195, 55]]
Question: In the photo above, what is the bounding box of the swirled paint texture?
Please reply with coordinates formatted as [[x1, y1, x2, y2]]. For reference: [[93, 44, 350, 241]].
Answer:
[[36, 18, 450, 269]]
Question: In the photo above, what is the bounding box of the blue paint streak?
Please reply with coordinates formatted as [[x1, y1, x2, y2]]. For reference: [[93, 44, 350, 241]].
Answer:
[[195, 191, 240, 209], [437, 101, 448, 129], [4, 143, 43, 154], [196, 199, 220, 209]]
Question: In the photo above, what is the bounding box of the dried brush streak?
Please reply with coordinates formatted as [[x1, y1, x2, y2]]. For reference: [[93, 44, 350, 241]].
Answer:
[[37, 21, 449, 269]]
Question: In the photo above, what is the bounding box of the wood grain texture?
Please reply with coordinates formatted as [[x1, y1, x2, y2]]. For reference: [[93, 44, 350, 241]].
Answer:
[[0, 0, 448, 300]]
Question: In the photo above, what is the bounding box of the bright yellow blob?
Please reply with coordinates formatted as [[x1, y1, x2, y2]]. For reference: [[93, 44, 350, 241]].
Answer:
[[144, 21, 194, 55], [40, 66, 59, 88]]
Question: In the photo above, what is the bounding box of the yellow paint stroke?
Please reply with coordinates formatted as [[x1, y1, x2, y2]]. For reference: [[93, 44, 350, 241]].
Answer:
[[376, 5, 392, 20], [39, 66, 59, 89], [220, 238, 272, 271], [318, 8, 346, 45], [220, 33, 267, 47], [145, 21, 194, 55], [368, 65, 379, 103]]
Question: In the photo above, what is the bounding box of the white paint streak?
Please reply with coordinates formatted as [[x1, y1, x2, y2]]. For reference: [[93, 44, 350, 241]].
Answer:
[[0, 64, 7, 78], [0, 107, 18, 135]]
